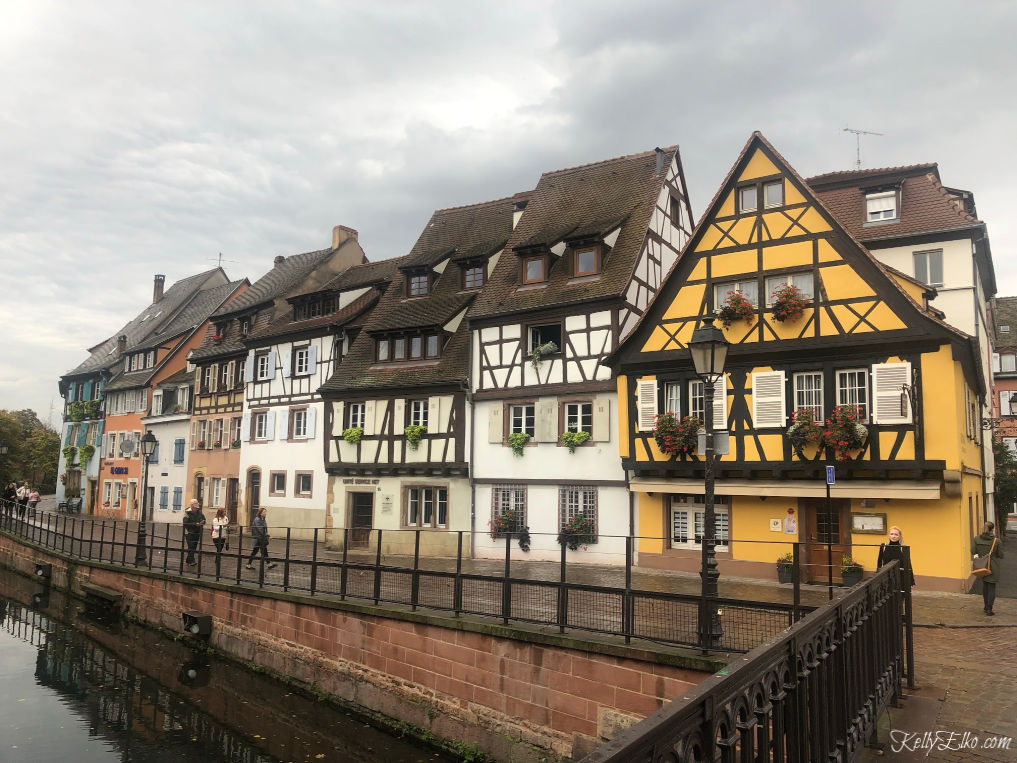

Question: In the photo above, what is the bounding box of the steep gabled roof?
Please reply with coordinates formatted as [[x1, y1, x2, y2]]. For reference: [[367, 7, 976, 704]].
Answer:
[[211, 248, 336, 319], [469, 147, 679, 319], [133, 279, 247, 351], [993, 297, 1017, 353]]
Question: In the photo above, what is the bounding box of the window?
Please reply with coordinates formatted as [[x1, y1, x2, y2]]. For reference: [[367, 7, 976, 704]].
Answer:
[[159, 487, 168, 510], [1004, 437, 1017, 456], [256, 353, 271, 380], [573, 246, 601, 277], [295, 472, 313, 497], [270, 471, 286, 496], [393, 338, 406, 360], [203, 366, 215, 393], [765, 272, 814, 302], [913, 249, 944, 287], [426, 334, 439, 358], [865, 191, 897, 222], [291, 408, 308, 438], [219, 362, 231, 390], [528, 323, 562, 354], [559, 485, 598, 542], [173, 438, 185, 464], [230, 417, 242, 445], [210, 478, 223, 508], [112, 481, 122, 507], [522, 255, 548, 284], [176, 386, 189, 411], [410, 336, 422, 359], [738, 185, 758, 213], [1001, 325, 1011, 334], [293, 346, 309, 375], [663, 382, 681, 416], [836, 369, 868, 421], [794, 372, 824, 420], [409, 399, 428, 429], [408, 271, 430, 297], [348, 402, 366, 430], [491, 485, 526, 531], [405, 486, 448, 528], [714, 279, 759, 308], [102, 481, 112, 506], [254, 411, 270, 440], [213, 418, 225, 447], [172, 487, 183, 511], [689, 380, 705, 422], [669, 494, 729, 550], [194, 419, 207, 449], [763, 180, 783, 208], [510, 404, 535, 437], [147, 350, 155, 368], [152, 391, 163, 415], [1003, 354, 1017, 373], [240, 317, 251, 335], [565, 402, 593, 434], [463, 263, 485, 289], [377, 339, 390, 362], [106, 431, 118, 458]]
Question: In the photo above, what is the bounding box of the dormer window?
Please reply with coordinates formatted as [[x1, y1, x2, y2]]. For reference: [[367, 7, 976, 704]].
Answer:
[[739, 179, 784, 213], [376, 333, 441, 363], [521, 254, 549, 285], [462, 262, 485, 289], [407, 269, 430, 297], [573, 246, 602, 277], [240, 317, 251, 335], [738, 185, 758, 213], [763, 180, 783, 208], [865, 190, 898, 222]]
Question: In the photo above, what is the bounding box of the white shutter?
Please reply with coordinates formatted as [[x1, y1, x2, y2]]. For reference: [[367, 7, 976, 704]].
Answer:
[[266, 351, 277, 380], [332, 401, 345, 436], [307, 345, 319, 375], [536, 400, 557, 442], [226, 361, 235, 389], [281, 348, 291, 378], [713, 374, 729, 430], [189, 421, 197, 449], [266, 411, 276, 440], [364, 401, 376, 435], [592, 398, 611, 442], [244, 356, 254, 383], [751, 371, 785, 428], [488, 406, 503, 443], [240, 411, 251, 441], [210, 364, 218, 392], [872, 362, 912, 424], [195, 367, 202, 392], [637, 379, 658, 432], [992, 352, 1001, 374], [306, 407, 317, 439]]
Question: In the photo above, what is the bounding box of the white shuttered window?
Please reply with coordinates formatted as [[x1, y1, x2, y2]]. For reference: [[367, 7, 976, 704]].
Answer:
[[636, 379, 658, 431], [752, 371, 786, 428], [871, 362, 912, 424]]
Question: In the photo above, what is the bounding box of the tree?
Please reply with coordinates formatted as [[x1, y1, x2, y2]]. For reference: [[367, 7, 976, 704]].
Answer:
[[0, 409, 60, 493], [992, 434, 1017, 535]]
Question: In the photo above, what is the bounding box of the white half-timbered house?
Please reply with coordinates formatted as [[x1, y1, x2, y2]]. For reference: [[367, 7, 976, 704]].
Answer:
[[321, 196, 521, 556], [467, 147, 693, 563]]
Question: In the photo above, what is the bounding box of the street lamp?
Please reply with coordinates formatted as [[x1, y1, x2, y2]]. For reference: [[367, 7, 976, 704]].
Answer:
[[688, 316, 728, 650], [0, 439, 8, 455], [135, 430, 158, 565]]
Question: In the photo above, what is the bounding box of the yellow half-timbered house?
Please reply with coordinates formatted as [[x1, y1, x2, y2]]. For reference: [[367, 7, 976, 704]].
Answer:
[[612, 133, 986, 591]]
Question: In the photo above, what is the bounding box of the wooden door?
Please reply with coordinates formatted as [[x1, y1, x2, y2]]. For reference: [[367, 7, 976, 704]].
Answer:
[[800, 497, 851, 583], [247, 470, 261, 521], [226, 478, 239, 524], [349, 493, 374, 548]]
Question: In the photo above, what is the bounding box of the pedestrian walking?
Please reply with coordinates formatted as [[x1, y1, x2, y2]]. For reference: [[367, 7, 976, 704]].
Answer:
[[27, 488, 40, 518], [245, 508, 276, 569], [182, 499, 206, 567], [3, 483, 16, 517], [16, 482, 29, 519], [972, 521, 1004, 616], [876, 526, 915, 589], [211, 508, 229, 554]]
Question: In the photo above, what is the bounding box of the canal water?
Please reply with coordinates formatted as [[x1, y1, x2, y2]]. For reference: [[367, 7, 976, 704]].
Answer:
[[0, 569, 460, 763]]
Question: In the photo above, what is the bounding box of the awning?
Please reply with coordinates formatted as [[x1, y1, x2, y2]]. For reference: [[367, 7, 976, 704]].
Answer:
[[629, 477, 942, 500]]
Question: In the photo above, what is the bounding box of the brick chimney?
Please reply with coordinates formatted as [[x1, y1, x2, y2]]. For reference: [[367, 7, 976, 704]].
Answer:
[[116, 335, 127, 355], [274, 255, 286, 266], [153, 274, 165, 302], [655, 147, 665, 176], [332, 225, 358, 249]]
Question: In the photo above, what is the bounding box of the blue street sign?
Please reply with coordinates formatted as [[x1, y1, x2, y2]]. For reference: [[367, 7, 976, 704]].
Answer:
[[826, 466, 836, 485]]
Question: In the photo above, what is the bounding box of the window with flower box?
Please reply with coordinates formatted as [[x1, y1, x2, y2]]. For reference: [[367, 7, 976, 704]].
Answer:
[[794, 372, 824, 420], [491, 485, 526, 535], [347, 402, 365, 430], [714, 279, 759, 308], [836, 369, 868, 422], [510, 404, 535, 438], [558, 485, 598, 542], [765, 272, 814, 303], [409, 400, 428, 429]]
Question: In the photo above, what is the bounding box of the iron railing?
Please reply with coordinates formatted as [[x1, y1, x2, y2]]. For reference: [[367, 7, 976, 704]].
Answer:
[[0, 502, 816, 654], [581, 562, 906, 762]]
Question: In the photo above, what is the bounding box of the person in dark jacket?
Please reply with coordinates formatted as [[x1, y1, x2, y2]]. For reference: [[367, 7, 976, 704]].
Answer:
[[876, 526, 915, 589], [182, 499, 206, 566], [972, 521, 1003, 616], [3, 483, 16, 517], [246, 507, 276, 570]]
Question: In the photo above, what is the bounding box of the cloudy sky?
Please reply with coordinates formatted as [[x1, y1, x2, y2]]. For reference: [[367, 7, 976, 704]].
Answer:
[[2, 1, 1014, 426]]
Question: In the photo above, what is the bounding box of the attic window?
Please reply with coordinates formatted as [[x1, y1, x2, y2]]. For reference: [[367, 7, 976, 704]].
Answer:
[[738, 186, 758, 213], [521, 254, 549, 285], [462, 261, 485, 289], [764, 181, 783, 208], [376, 333, 441, 363], [1001, 325, 1011, 333], [407, 270, 430, 297], [865, 191, 898, 222], [240, 317, 251, 335], [573, 246, 601, 277]]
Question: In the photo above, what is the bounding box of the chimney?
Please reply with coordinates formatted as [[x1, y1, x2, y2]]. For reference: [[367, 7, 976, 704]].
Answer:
[[655, 147, 665, 176], [332, 225, 359, 249], [274, 255, 286, 266], [116, 335, 127, 355], [153, 274, 165, 303]]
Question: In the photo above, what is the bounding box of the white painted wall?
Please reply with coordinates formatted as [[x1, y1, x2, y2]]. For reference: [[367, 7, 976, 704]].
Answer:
[[141, 414, 190, 519]]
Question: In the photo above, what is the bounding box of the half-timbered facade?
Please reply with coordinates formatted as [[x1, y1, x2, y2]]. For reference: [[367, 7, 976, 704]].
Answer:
[[232, 227, 369, 535], [614, 133, 985, 590], [321, 197, 520, 556], [468, 147, 694, 563]]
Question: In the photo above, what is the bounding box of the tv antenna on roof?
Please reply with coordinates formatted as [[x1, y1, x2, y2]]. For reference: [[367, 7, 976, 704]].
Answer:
[[209, 252, 240, 270], [843, 127, 884, 170]]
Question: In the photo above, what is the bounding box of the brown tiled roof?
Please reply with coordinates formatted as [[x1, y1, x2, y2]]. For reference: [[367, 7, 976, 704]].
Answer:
[[321, 197, 517, 393], [993, 297, 1017, 352], [320, 256, 403, 292], [469, 147, 678, 319], [806, 164, 938, 187], [247, 289, 382, 342], [133, 279, 246, 351], [212, 248, 336, 319]]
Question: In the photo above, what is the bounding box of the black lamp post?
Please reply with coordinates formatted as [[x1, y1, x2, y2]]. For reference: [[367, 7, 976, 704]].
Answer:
[[135, 430, 158, 565], [688, 316, 729, 650], [0, 439, 8, 455]]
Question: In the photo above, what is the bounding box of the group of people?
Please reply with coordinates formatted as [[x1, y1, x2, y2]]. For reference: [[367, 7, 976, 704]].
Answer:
[[3, 482, 40, 519], [876, 523, 1005, 617], [181, 500, 276, 570]]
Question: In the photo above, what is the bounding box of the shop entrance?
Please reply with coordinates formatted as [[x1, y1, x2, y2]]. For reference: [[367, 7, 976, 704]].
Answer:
[[800, 497, 851, 583]]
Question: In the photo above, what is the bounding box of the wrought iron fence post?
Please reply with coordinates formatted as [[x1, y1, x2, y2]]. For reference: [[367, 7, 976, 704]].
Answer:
[[196, 526, 204, 577], [623, 535, 633, 644], [61, 515, 67, 553], [310, 528, 319, 596], [454, 531, 463, 616], [792, 541, 801, 623], [373, 529, 382, 605], [236, 526, 244, 583], [903, 555, 915, 690], [283, 528, 291, 592], [88, 519, 95, 560], [162, 523, 169, 573], [340, 528, 349, 600], [502, 531, 512, 626], [100, 520, 107, 561], [178, 525, 185, 575], [558, 538, 567, 634], [411, 530, 420, 611], [121, 521, 130, 565]]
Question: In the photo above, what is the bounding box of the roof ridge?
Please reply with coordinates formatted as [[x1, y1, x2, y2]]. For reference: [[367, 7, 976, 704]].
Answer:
[[807, 163, 937, 183], [431, 193, 527, 214], [542, 145, 678, 179]]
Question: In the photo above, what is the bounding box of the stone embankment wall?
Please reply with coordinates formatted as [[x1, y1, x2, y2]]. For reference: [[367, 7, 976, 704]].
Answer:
[[1, 535, 717, 761]]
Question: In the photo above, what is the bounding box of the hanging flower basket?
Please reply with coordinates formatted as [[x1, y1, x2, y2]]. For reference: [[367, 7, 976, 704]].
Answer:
[[404, 425, 427, 450], [823, 405, 868, 461], [560, 430, 590, 453], [771, 283, 810, 322], [717, 290, 755, 328], [79, 444, 96, 464], [342, 427, 364, 445], [786, 408, 823, 457], [556, 513, 597, 550], [508, 432, 531, 456], [653, 412, 700, 457]]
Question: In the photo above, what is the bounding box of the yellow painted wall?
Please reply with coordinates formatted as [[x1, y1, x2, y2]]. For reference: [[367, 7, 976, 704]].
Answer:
[[637, 492, 664, 554], [920, 347, 965, 470], [617, 376, 630, 459], [729, 496, 797, 563]]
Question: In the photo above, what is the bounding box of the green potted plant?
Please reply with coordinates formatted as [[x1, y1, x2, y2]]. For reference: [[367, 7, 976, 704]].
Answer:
[[213, 439, 222, 448], [490, 508, 531, 552], [197, 440, 206, 449], [530, 340, 558, 369], [777, 551, 795, 584], [717, 290, 755, 328], [62, 445, 77, 464], [770, 282, 810, 322], [342, 426, 364, 445], [556, 513, 597, 551], [404, 425, 427, 450], [560, 430, 590, 454], [85, 400, 101, 418], [652, 412, 700, 458], [231, 438, 242, 448], [841, 555, 863, 586], [787, 407, 823, 458], [508, 432, 530, 456], [78, 444, 95, 464], [823, 405, 868, 461]]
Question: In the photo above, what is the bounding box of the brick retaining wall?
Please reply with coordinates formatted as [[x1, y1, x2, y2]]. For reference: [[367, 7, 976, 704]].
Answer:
[[1, 533, 718, 761]]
